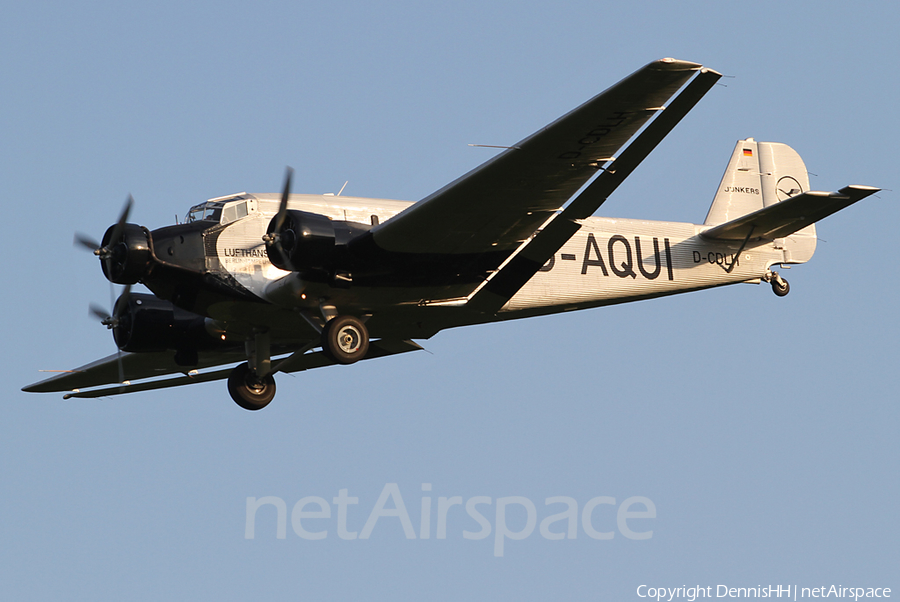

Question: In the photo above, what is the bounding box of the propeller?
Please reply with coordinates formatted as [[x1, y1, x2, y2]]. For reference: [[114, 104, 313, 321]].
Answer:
[[261, 167, 294, 258], [74, 195, 134, 277], [89, 284, 132, 329], [87, 284, 132, 386], [76, 197, 137, 388]]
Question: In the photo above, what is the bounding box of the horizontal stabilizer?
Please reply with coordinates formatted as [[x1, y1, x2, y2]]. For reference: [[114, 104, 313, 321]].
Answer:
[[700, 185, 879, 242]]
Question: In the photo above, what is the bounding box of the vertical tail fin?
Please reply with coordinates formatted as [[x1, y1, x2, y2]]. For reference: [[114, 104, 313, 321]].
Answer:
[[705, 139, 816, 263], [705, 139, 812, 223]]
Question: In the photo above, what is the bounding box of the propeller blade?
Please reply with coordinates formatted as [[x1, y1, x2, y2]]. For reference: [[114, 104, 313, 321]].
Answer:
[[273, 167, 293, 234], [117, 284, 132, 315], [106, 195, 134, 250], [108, 281, 116, 327], [110, 283, 132, 385], [103, 196, 131, 276], [113, 284, 132, 385], [116, 348, 125, 386], [89, 303, 110, 323], [74, 233, 100, 252]]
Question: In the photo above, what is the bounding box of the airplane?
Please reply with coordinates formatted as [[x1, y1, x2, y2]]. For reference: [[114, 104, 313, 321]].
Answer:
[[23, 58, 878, 410]]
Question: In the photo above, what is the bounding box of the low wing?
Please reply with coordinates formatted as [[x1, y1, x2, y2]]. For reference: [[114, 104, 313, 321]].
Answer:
[[700, 185, 880, 242], [22, 348, 270, 393], [24, 340, 423, 398], [366, 58, 706, 256]]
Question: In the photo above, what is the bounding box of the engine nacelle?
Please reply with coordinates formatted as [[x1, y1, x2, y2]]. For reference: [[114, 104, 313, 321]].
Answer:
[[264, 210, 374, 282], [111, 293, 232, 364], [265, 210, 336, 274], [100, 223, 152, 285]]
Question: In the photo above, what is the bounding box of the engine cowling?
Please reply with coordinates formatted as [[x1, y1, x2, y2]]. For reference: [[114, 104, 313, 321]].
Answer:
[[100, 223, 152, 284], [265, 210, 336, 274], [111, 293, 232, 364]]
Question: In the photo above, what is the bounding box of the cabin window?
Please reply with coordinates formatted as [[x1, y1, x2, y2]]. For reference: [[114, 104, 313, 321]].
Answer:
[[222, 201, 249, 224]]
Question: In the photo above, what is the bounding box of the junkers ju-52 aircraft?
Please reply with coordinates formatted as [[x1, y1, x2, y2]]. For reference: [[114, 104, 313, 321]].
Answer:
[[24, 59, 878, 410]]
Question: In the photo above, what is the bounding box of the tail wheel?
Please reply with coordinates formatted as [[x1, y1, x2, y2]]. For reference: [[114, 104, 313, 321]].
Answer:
[[228, 362, 276, 411], [772, 276, 790, 297], [322, 315, 369, 364]]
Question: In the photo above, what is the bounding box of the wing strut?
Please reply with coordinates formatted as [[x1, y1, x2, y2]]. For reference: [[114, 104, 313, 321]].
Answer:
[[468, 67, 722, 312], [724, 225, 755, 274]]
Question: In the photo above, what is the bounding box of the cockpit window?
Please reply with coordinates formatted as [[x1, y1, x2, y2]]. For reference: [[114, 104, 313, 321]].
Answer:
[[186, 202, 225, 223]]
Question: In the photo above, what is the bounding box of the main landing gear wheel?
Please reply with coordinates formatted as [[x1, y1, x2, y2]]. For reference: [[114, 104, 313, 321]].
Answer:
[[228, 362, 276, 411], [322, 315, 369, 364]]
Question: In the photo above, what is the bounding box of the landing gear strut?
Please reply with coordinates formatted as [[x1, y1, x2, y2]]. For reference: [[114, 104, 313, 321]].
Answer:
[[228, 362, 276, 411], [766, 270, 790, 297]]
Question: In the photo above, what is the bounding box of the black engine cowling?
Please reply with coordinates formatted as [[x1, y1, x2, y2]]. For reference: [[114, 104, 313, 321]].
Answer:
[[111, 293, 233, 364], [100, 223, 152, 285], [265, 210, 336, 274], [264, 210, 374, 281]]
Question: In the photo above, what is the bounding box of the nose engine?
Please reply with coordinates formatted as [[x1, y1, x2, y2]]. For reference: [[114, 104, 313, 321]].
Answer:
[[99, 222, 152, 284]]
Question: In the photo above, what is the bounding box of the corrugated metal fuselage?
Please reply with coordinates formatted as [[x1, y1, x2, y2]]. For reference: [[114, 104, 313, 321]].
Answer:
[[152, 194, 793, 343]]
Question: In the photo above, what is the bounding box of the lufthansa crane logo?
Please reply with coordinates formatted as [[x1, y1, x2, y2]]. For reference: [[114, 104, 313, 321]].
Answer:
[[776, 176, 803, 201]]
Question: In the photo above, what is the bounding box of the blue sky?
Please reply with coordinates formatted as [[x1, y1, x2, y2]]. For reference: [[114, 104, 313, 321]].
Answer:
[[2, 1, 897, 599]]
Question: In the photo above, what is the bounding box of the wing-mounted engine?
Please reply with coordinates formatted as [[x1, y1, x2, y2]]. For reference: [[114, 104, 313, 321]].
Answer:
[[262, 169, 370, 284], [265, 209, 335, 273], [264, 209, 370, 280], [111, 292, 236, 365]]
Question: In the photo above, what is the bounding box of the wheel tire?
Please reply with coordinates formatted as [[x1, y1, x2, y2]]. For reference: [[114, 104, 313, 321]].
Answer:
[[322, 315, 369, 364], [227, 363, 276, 411], [772, 278, 790, 297]]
